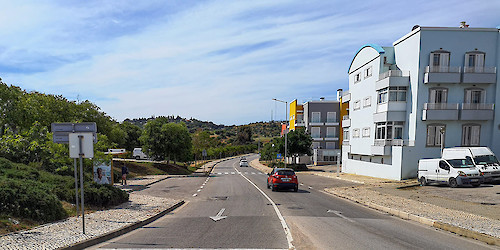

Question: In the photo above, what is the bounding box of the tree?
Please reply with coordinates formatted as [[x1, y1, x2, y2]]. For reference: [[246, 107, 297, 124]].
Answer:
[[119, 121, 142, 151], [287, 128, 312, 157], [140, 119, 192, 163], [236, 126, 253, 145]]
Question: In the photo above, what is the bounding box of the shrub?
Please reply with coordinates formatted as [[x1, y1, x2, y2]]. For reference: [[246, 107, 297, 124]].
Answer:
[[0, 179, 67, 222]]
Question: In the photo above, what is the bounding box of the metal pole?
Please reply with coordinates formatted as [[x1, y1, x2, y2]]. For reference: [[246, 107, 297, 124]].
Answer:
[[78, 135, 85, 234], [285, 102, 288, 168], [74, 158, 79, 217], [337, 152, 341, 177], [440, 128, 445, 158]]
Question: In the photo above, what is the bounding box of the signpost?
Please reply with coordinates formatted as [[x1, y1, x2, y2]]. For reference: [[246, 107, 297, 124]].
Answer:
[[51, 122, 97, 234]]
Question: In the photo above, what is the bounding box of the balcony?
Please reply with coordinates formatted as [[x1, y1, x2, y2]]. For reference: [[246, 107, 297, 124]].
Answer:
[[422, 103, 459, 120], [462, 67, 496, 84], [375, 70, 410, 90], [374, 101, 406, 122], [325, 118, 339, 126], [460, 103, 494, 120], [341, 91, 351, 103], [295, 120, 305, 127], [309, 119, 323, 126], [371, 139, 408, 155], [325, 134, 339, 141], [342, 115, 351, 127], [424, 66, 461, 84]]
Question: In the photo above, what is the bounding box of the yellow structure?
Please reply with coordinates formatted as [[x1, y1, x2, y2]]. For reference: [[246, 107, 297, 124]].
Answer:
[[289, 99, 304, 131], [339, 90, 349, 142]]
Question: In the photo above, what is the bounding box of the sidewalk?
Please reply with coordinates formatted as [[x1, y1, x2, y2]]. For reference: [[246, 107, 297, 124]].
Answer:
[[0, 172, 186, 249]]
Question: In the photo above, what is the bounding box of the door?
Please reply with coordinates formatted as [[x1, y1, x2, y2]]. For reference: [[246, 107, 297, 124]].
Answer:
[[438, 160, 451, 182]]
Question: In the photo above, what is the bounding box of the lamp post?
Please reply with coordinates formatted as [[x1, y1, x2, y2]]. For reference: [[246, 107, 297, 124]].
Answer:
[[273, 98, 288, 168]]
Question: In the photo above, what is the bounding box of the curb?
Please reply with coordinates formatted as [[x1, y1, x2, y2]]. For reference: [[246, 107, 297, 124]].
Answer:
[[323, 190, 499, 246], [62, 200, 185, 250]]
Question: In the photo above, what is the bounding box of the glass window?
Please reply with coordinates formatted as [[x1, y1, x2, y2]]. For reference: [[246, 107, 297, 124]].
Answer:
[[353, 129, 360, 138], [377, 88, 388, 104], [311, 127, 321, 138], [462, 124, 480, 146], [465, 89, 485, 104], [354, 73, 361, 83], [326, 142, 336, 149], [343, 128, 350, 141], [327, 112, 337, 123], [364, 67, 372, 78], [364, 97, 371, 107], [362, 127, 370, 137], [354, 100, 361, 110], [312, 112, 321, 123], [427, 124, 445, 147], [312, 142, 320, 149], [429, 88, 448, 103]]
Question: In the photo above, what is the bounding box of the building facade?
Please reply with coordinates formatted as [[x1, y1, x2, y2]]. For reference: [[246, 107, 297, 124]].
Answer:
[[342, 25, 500, 180]]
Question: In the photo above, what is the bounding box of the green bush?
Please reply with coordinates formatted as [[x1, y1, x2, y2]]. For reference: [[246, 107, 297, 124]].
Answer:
[[85, 183, 129, 207], [0, 179, 67, 222]]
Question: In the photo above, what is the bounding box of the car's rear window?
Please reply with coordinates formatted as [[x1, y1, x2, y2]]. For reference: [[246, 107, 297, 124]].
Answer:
[[277, 170, 295, 176]]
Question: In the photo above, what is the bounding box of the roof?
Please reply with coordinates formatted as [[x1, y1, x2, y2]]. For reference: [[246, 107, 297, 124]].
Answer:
[[348, 44, 385, 73]]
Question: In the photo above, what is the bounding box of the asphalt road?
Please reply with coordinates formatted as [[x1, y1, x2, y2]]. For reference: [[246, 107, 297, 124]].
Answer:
[[93, 156, 496, 249]]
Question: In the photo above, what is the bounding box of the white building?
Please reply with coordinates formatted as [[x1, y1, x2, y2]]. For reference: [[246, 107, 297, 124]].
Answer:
[[342, 24, 500, 180]]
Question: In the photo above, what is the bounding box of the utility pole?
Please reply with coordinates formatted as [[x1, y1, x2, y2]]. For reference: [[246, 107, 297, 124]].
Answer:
[[273, 98, 288, 168]]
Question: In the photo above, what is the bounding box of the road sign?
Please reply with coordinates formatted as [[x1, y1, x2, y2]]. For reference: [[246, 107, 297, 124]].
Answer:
[[69, 133, 95, 158], [202, 150, 207, 157], [52, 122, 97, 144], [277, 153, 282, 159]]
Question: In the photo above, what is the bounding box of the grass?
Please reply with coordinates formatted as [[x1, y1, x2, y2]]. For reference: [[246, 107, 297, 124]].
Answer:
[[0, 216, 37, 235]]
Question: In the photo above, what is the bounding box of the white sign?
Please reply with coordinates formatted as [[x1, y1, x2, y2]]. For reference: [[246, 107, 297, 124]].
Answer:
[[94, 164, 111, 185], [69, 133, 95, 158]]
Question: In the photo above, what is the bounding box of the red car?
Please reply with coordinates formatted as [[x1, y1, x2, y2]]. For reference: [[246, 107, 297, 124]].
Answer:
[[267, 168, 298, 192]]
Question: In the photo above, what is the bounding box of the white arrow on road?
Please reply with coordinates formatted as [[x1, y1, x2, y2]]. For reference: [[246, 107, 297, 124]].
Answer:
[[210, 208, 227, 222], [327, 210, 355, 223]]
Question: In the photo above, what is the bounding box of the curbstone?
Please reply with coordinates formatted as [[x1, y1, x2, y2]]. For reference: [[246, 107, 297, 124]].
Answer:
[[433, 222, 500, 246], [62, 200, 185, 250]]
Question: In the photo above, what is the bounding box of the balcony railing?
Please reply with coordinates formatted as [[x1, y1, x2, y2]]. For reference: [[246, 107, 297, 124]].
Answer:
[[326, 118, 338, 123], [462, 103, 494, 110], [378, 70, 409, 80], [464, 66, 496, 74], [295, 120, 305, 124], [310, 119, 321, 123], [373, 139, 406, 146], [424, 103, 460, 110], [342, 115, 349, 120], [326, 134, 338, 138], [425, 66, 461, 73]]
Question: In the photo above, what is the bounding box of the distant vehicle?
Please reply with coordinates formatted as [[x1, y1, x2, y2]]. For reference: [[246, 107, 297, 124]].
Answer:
[[442, 147, 500, 183], [133, 148, 148, 160], [418, 158, 483, 187], [105, 149, 126, 155], [267, 168, 298, 192], [239, 159, 248, 167]]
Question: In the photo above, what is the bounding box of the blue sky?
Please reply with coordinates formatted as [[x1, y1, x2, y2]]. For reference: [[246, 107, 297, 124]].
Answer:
[[0, 0, 499, 125]]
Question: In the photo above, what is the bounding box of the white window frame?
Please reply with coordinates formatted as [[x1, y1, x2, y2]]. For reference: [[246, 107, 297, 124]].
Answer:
[[362, 127, 370, 137], [462, 124, 480, 146], [363, 96, 371, 107], [353, 128, 360, 138], [429, 88, 448, 103], [375, 122, 404, 140], [326, 127, 337, 138], [311, 127, 321, 138], [364, 66, 372, 79], [430, 51, 450, 72], [465, 52, 485, 73], [354, 73, 361, 83], [377, 88, 388, 104], [311, 112, 321, 123], [388, 87, 407, 102], [427, 124, 445, 147], [464, 88, 486, 104], [343, 128, 350, 141], [327, 112, 337, 123], [353, 100, 361, 110]]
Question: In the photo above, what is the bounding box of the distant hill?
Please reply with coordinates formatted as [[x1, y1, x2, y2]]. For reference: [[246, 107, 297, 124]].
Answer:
[[124, 116, 225, 132]]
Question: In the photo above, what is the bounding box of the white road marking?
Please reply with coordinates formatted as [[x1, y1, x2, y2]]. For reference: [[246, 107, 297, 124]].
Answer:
[[251, 172, 256, 174], [231, 172, 235, 175], [225, 172, 228, 175], [236, 167, 294, 249], [200, 186, 204, 189], [308, 186, 313, 189], [209, 208, 228, 222], [327, 210, 356, 223], [245, 172, 248, 174], [300, 183, 304, 186], [192, 193, 197, 197], [197, 189, 201, 192]]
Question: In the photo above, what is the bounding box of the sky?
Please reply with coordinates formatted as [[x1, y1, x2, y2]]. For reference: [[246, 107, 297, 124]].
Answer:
[[0, 0, 499, 125]]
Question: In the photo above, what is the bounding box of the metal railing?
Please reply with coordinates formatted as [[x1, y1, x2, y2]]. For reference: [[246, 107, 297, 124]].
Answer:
[[373, 139, 406, 146], [464, 66, 496, 74], [424, 103, 460, 110], [326, 118, 338, 123], [461, 103, 495, 110], [425, 66, 461, 73], [310, 119, 322, 123], [342, 141, 350, 145], [378, 70, 409, 80], [326, 134, 338, 138], [295, 120, 305, 124]]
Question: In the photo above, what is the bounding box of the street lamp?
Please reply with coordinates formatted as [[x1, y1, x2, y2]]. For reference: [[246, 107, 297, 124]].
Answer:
[[272, 98, 288, 168]]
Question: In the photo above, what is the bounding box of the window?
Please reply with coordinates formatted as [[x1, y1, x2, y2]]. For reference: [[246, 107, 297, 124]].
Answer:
[[343, 128, 350, 141], [364, 67, 372, 78], [363, 97, 371, 107], [465, 52, 485, 73], [353, 129, 360, 138], [464, 88, 485, 104], [311, 112, 321, 123], [311, 127, 321, 138], [430, 51, 450, 72], [296, 114, 304, 123], [388, 87, 407, 102], [324, 155, 338, 162], [326, 127, 337, 138], [354, 73, 361, 83], [353, 100, 361, 110], [429, 88, 448, 103], [362, 127, 370, 137], [376, 122, 404, 140], [312, 142, 320, 149], [377, 88, 388, 104], [462, 124, 480, 146], [327, 112, 337, 123], [427, 124, 445, 147], [326, 142, 337, 149]]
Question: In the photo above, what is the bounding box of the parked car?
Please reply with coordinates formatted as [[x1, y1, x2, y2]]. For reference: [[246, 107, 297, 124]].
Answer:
[[418, 158, 483, 187], [133, 148, 148, 160], [267, 168, 298, 192], [442, 147, 500, 183], [239, 159, 249, 167]]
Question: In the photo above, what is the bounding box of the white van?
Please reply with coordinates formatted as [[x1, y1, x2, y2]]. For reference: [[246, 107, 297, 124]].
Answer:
[[418, 158, 483, 187], [133, 148, 148, 160], [442, 147, 500, 183]]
